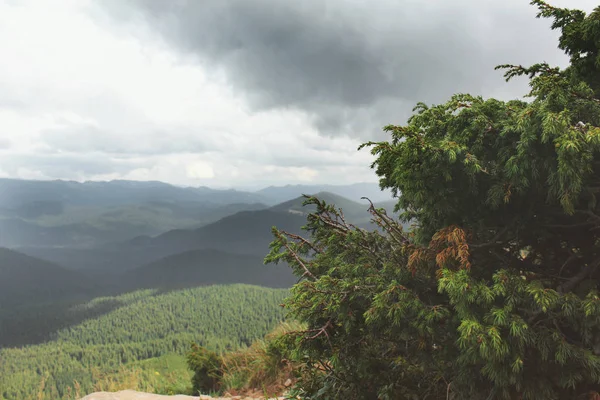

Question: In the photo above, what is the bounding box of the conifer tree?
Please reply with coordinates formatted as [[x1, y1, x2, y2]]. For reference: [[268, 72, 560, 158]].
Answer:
[[267, 2, 600, 398]]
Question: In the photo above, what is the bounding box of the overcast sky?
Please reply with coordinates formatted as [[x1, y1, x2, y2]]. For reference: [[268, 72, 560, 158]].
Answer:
[[0, 0, 596, 189]]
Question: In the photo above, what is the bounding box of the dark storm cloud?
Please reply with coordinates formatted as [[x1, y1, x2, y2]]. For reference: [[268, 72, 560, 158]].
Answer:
[[97, 0, 578, 139]]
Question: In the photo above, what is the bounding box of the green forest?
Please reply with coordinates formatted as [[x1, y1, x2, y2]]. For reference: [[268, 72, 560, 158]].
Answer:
[[0, 285, 288, 400], [2, 1, 600, 399]]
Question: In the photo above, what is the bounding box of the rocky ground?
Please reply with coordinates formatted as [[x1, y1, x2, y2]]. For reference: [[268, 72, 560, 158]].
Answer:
[[80, 390, 286, 400]]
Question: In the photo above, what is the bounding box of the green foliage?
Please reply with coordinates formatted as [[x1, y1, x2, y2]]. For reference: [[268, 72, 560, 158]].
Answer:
[[267, 2, 600, 399], [0, 285, 287, 400], [187, 321, 302, 396], [271, 191, 401, 229], [187, 345, 223, 394], [126, 354, 193, 395], [76, 354, 192, 397]]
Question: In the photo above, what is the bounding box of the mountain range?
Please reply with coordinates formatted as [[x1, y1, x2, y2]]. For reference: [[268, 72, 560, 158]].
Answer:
[[0, 178, 402, 356], [0, 178, 400, 314], [0, 178, 393, 249], [256, 182, 393, 204], [0, 178, 391, 209]]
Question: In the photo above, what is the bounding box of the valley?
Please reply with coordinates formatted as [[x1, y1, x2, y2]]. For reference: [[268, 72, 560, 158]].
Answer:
[[0, 178, 396, 399], [2, 2, 597, 397]]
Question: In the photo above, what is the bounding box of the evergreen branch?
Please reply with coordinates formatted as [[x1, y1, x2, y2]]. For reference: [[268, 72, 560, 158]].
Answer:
[[570, 91, 600, 104], [280, 238, 317, 281], [304, 319, 334, 349], [470, 221, 515, 249], [558, 256, 600, 294], [559, 253, 580, 277], [280, 231, 324, 254], [309, 208, 353, 234], [542, 221, 596, 229], [576, 209, 600, 224], [362, 197, 409, 246]]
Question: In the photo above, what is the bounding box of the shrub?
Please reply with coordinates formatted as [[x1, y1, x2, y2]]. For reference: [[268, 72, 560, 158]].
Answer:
[[186, 344, 223, 394], [187, 322, 302, 396], [266, 2, 600, 398]]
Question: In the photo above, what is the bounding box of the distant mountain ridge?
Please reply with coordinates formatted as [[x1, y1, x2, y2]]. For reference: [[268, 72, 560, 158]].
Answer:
[[0, 178, 268, 209], [0, 179, 394, 248], [3, 182, 401, 313], [16, 191, 398, 275], [19, 208, 308, 273], [257, 182, 393, 204], [0, 178, 392, 208], [0, 201, 270, 249]]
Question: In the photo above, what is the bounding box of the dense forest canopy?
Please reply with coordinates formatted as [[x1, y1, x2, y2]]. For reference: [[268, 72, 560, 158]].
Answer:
[[0, 285, 288, 400], [267, 1, 600, 399]]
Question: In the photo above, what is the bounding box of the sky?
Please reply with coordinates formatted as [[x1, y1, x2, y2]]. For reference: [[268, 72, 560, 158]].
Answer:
[[0, 0, 597, 189]]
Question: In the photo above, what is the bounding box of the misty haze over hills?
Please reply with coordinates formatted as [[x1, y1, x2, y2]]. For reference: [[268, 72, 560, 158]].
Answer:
[[0, 177, 397, 301], [0, 177, 398, 360], [0, 178, 393, 248], [0, 178, 392, 208]]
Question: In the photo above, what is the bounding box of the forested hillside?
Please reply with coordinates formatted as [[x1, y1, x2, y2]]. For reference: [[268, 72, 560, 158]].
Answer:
[[0, 285, 288, 400], [0, 201, 270, 248], [0, 248, 93, 307], [124, 249, 295, 290], [19, 209, 308, 273]]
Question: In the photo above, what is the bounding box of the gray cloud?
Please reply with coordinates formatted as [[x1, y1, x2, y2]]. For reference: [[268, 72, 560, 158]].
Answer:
[[0, 94, 27, 111], [2, 0, 595, 187], [0, 138, 11, 149], [1, 152, 143, 178], [96, 0, 589, 139], [40, 124, 217, 156]]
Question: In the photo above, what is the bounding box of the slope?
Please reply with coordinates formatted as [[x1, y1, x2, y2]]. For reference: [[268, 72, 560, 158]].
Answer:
[[122, 249, 295, 291], [270, 191, 365, 214], [0, 284, 289, 400], [0, 248, 93, 308], [142, 209, 307, 256], [256, 182, 393, 204], [0, 199, 269, 248], [0, 218, 110, 248], [20, 209, 307, 274]]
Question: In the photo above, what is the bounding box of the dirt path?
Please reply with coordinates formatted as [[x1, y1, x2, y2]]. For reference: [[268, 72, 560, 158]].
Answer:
[[80, 390, 286, 400]]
